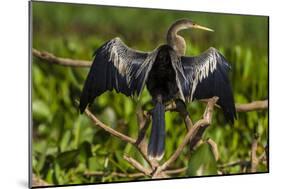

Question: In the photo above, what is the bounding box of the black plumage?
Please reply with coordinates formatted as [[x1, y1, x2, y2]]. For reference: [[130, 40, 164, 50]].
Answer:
[[79, 19, 236, 160]]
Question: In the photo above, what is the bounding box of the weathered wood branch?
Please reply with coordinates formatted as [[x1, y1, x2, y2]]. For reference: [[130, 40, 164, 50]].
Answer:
[[200, 99, 268, 112], [85, 107, 136, 144], [123, 155, 151, 176], [236, 100, 268, 112], [84, 167, 187, 178], [159, 97, 218, 173], [32, 174, 49, 187], [250, 134, 259, 172], [32, 48, 91, 67]]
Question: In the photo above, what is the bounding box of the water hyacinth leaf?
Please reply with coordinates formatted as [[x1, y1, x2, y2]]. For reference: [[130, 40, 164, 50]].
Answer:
[[188, 143, 218, 176], [60, 130, 71, 152], [57, 149, 80, 169], [33, 100, 52, 122]]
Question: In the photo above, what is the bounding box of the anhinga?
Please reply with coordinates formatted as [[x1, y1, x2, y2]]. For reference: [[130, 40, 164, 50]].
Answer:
[[79, 19, 236, 160]]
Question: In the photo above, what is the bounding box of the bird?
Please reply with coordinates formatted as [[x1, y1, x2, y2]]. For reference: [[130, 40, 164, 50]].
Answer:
[[79, 19, 236, 160]]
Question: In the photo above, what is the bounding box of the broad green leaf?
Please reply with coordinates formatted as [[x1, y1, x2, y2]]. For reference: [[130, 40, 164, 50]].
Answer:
[[188, 143, 218, 176]]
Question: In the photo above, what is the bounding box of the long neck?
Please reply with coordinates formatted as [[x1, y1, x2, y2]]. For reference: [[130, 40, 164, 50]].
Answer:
[[166, 22, 188, 56]]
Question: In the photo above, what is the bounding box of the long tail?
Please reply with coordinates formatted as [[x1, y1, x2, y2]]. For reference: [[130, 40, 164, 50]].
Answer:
[[148, 98, 165, 160]]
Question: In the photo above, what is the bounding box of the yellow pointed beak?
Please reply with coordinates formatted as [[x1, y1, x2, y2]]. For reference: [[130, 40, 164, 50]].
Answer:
[[193, 24, 214, 32]]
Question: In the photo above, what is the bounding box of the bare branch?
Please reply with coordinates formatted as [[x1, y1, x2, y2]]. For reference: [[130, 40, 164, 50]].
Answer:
[[165, 167, 187, 175], [84, 167, 187, 178], [251, 134, 259, 172], [123, 155, 151, 176], [200, 99, 268, 112], [84, 105, 162, 176], [218, 160, 251, 169], [206, 138, 219, 161], [160, 97, 219, 172], [84, 107, 136, 144], [84, 171, 145, 178], [32, 174, 49, 187], [32, 48, 91, 67], [236, 100, 268, 112]]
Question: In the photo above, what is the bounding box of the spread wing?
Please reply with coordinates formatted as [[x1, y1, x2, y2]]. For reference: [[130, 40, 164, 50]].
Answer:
[[181, 47, 236, 123], [79, 37, 158, 113]]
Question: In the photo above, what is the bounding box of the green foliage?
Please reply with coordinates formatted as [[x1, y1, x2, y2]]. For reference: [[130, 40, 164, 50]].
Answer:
[[32, 1, 268, 185], [188, 143, 217, 176]]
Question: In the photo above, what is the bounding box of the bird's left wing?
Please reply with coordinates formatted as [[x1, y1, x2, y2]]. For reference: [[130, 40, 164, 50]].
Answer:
[[79, 37, 158, 113], [180, 47, 236, 123]]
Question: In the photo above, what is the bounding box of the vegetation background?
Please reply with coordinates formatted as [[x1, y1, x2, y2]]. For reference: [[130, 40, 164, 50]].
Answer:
[[32, 1, 268, 186]]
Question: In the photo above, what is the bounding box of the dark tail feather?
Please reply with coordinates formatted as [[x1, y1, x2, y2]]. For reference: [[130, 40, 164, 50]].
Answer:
[[148, 101, 165, 160]]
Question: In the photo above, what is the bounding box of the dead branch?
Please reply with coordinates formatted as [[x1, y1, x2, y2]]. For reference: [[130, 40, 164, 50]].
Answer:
[[236, 100, 268, 112], [32, 48, 91, 67], [32, 174, 49, 187], [84, 167, 187, 178], [218, 160, 251, 169], [123, 155, 151, 176], [85, 97, 218, 178], [159, 97, 219, 173], [84, 171, 145, 178], [84, 108, 135, 144], [250, 134, 259, 172], [85, 105, 165, 178], [206, 138, 219, 161], [200, 99, 268, 112], [165, 167, 187, 175]]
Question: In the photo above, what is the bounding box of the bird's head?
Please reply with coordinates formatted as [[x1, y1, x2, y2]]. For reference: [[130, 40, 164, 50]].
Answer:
[[169, 19, 214, 33], [167, 19, 214, 56]]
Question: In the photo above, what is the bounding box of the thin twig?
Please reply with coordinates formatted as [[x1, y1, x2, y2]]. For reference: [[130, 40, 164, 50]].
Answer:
[[218, 160, 251, 169], [84, 167, 187, 178], [123, 155, 151, 176], [85, 107, 136, 144], [251, 134, 259, 172], [165, 167, 187, 175], [200, 99, 268, 112], [206, 138, 219, 161], [84, 171, 145, 178], [32, 48, 91, 67]]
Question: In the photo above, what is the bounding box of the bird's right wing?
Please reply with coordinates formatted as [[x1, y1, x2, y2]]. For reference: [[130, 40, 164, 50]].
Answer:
[[79, 37, 158, 113]]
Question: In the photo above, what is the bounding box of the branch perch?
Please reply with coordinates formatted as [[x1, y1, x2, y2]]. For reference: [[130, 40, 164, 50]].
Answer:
[[159, 97, 218, 173], [32, 48, 91, 67], [84, 107, 135, 144], [84, 167, 187, 178]]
